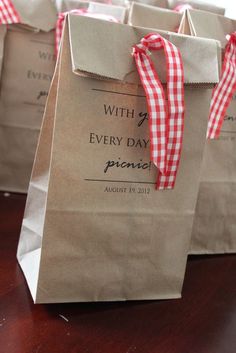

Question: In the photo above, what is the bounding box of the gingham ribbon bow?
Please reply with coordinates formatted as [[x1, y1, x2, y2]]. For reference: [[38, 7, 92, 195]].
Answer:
[[132, 33, 185, 190], [0, 0, 20, 24], [207, 32, 236, 139], [56, 10, 118, 55]]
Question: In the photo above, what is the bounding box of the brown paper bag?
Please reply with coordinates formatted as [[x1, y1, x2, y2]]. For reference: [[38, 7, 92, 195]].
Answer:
[[17, 15, 220, 303], [12, 0, 57, 30], [87, 2, 127, 22], [128, 2, 183, 31], [0, 26, 6, 78], [182, 9, 236, 254], [168, 0, 225, 15], [54, 0, 89, 12], [53, 1, 127, 29], [54, 0, 128, 13], [132, 0, 168, 8], [0, 0, 57, 193]]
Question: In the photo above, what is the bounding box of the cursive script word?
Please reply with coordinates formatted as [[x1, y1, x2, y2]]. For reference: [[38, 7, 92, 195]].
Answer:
[[224, 115, 236, 122], [104, 157, 151, 174], [37, 91, 48, 100], [138, 112, 148, 127]]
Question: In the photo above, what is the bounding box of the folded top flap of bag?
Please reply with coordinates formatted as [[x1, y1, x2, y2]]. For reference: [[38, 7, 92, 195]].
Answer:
[[68, 15, 220, 85], [54, 0, 89, 12], [168, 0, 225, 16], [12, 0, 57, 31], [128, 2, 183, 30], [187, 8, 236, 47], [132, 0, 168, 8]]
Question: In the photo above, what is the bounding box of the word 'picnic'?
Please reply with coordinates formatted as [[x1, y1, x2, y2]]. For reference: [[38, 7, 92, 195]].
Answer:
[[104, 158, 151, 174]]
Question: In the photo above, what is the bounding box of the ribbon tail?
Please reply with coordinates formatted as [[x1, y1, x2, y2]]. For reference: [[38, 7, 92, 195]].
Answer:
[[132, 33, 184, 190], [207, 36, 236, 139], [0, 0, 21, 24]]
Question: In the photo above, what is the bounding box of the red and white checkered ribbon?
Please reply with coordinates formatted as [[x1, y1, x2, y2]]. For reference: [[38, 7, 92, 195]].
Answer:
[[132, 33, 185, 190], [207, 32, 236, 139], [0, 0, 20, 24], [56, 10, 118, 55]]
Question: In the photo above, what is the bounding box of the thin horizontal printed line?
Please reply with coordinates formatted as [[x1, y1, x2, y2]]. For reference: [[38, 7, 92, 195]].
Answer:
[[221, 130, 236, 134], [92, 88, 146, 98], [30, 39, 54, 46], [84, 178, 155, 185], [23, 101, 45, 107]]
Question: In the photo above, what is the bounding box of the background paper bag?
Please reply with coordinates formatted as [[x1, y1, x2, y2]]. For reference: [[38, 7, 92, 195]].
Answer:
[[184, 9, 236, 254], [87, 2, 127, 22], [54, 0, 129, 12], [0, 0, 57, 193], [54, 0, 89, 12], [12, 0, 57, 30], [128, 2, 183, 31], [168, 0, 225, 15], [0, 26, 6, 78], [17, 15, 220, 303], [129, 0, 168, 8]]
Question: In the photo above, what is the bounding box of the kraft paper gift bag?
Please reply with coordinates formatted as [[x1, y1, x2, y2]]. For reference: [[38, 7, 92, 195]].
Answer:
[[55, 5, 126, 60], [131, 0, 168, 8], [0, 0, 57, 193], [8, 0, 57, 29], [17, 15, 220, 303], [54, 0, 90, 12], [54, 0, 128, 12], [181, 9, 236, 254], [87, 2, 127, 23], [128, 2, 183, 32], [0, 25, 6, 78], [168, 0, 225, 15]]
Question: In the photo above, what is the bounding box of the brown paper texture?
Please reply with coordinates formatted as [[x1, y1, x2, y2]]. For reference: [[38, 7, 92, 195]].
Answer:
[[17, 16, 220, 303], [0, 26, 6, 79], [0, 26, 56, 193], [17, 59, 59, 300], [132, 0, 168, 8], [69, 16, 220, 84], [12, 0, 57, 31], [53, 0, 128, 23], [54, 0, 128, 12], [186, 9, 236, 46], [112, 0, 129, 7], [178, 10, 191, 35], [88, 2, 127, 22], [128, 3, 183, 32], [187, 10, 236, 254], [54, 0, 91, 12], [168, 0, 225, 15]]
